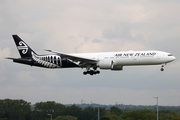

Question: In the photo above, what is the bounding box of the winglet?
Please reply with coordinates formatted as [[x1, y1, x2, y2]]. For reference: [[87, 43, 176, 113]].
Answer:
[[44, 49, 52, 52]]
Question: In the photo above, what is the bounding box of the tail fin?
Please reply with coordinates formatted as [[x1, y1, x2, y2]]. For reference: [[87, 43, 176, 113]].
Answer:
[[12, 35, 37, 58]]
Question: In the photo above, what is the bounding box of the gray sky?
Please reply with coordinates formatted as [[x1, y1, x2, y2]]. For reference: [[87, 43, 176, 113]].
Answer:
[[0, 0, 180, 106]]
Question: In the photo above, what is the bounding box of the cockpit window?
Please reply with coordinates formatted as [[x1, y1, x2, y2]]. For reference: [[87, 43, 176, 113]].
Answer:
[[168, 54, 173, 56]]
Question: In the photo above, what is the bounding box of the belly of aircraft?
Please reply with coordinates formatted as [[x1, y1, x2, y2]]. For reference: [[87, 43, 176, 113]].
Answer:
[[114, 57, 164, 66]]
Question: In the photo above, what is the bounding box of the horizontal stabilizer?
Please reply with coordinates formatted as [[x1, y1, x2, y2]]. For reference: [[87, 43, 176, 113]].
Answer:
[[6, 57, 32, 62]]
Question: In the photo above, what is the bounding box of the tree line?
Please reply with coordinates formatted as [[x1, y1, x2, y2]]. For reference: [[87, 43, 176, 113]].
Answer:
[[0, 99, 180, 120]]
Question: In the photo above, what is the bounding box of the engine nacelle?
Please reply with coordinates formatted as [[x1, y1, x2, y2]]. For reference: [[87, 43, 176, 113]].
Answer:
[[98, 60, 123, 70], [98, 60, 113, 69]]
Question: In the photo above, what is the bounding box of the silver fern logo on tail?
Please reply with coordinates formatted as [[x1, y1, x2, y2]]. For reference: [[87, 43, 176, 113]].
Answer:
[[17, 41, 28, 54]]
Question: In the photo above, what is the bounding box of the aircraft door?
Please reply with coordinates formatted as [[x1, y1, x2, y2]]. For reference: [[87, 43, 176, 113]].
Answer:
[[97, 55, 102, 60], [157, 53, 161, 59]]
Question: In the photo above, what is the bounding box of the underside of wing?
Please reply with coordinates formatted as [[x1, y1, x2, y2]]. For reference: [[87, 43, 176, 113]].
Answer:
[[45, 50, 98, 67]]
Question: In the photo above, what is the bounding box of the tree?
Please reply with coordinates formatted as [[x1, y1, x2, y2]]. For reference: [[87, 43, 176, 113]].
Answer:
[[101, 114, 124, 120], [120, 109, 156, 120], [0, 99, 31, 120], [160, 113, 168, 120], [142, 109, 156, 120], [168, 111, 180, 120], [54, 115, 77, 120], [65, 105, 83, 119], [100, 116, 111, 120], [79, 106, 106, 120], [81, 106, 96, 120], [159, 109, 171, 114], [32, 101, 66, 120], [110, 106, 123, 116], [0, 118, 7, 120]]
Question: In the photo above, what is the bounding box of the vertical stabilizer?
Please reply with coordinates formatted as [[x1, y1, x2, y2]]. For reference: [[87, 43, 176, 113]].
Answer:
[[12, 35, 37, 58]]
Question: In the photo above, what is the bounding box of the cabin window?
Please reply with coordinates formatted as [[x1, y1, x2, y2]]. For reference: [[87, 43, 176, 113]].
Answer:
[[58, 57, 60, 66], [51, 56, 53, 63], [54, 56, 56, 64], [48, 56, 50, 62]]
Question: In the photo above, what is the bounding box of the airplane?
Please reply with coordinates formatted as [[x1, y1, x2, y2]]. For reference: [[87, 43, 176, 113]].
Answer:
[[6, 35, 176, 75]]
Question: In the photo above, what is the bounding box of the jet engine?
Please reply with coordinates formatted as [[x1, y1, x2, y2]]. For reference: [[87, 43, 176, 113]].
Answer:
[[98, 60, 113, 69], [98, 60, 123, 70]]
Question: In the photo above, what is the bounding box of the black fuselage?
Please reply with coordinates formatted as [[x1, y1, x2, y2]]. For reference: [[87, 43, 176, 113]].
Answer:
[[13, 58, 79, 68]]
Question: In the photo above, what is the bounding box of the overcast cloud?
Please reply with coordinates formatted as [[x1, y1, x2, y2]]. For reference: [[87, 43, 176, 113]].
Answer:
[[0, 0, 180, 106]]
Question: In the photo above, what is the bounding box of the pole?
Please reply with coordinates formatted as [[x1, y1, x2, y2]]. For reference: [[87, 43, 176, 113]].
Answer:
[[154, 97, 158, 120], [157, 97, 158, 120], [47, 114, 52, 120], [98, 107, 99, 120], [95, 106, 100, 120]]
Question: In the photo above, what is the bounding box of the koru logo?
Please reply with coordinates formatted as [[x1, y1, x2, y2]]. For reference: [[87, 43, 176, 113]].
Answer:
[[17, 41, 28, 54]]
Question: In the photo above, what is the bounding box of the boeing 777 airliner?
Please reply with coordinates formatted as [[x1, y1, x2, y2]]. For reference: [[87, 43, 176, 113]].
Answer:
[[7, 35, 176, 75]]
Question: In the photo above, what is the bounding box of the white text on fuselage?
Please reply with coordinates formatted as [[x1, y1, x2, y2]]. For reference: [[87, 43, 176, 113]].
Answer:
[[114, 52, 156, 57]]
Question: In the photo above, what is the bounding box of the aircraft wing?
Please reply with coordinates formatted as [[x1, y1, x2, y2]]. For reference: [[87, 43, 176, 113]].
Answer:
[[45, 50, 98, 67]]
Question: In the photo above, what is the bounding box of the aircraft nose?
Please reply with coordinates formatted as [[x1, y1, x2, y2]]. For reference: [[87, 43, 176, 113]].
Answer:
[[172, 56, 176, 61], [167, 53, 176, 62], [169, 56, 176, 62]]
